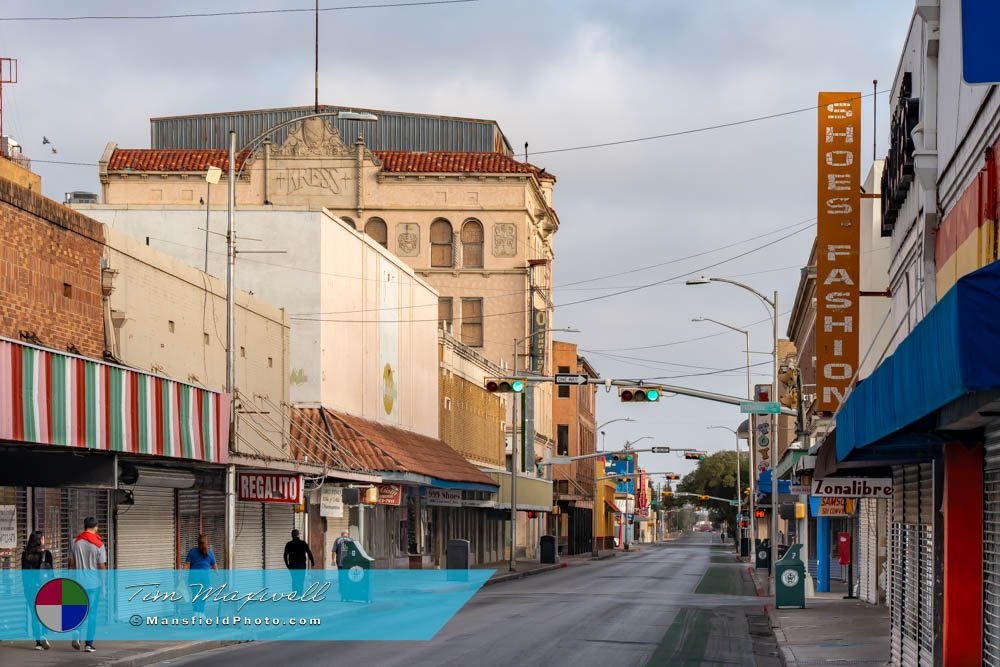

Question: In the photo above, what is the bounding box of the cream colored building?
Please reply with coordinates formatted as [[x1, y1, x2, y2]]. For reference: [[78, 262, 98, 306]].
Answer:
[[102, 226, 291, 461], [87, 108, 561, 471]]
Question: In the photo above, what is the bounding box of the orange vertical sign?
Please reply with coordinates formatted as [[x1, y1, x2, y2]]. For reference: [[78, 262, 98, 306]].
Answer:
[[816, 92, 861, 412]]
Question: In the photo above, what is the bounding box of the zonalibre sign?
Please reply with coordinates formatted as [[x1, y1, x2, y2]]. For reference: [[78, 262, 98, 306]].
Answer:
[[237, 472, 302, 504], [816, 92, 862, 411], [811, 477, 891, 498]]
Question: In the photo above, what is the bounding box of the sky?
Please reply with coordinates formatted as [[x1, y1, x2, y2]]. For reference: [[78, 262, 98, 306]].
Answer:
[[0, 0, 915, 481]]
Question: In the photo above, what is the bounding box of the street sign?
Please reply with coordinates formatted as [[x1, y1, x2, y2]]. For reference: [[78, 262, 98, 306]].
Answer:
[[740, 401, 782, 414], [729, 499, 739, 507], [651, 447, 671, 454], [554, 374, 588, 385], [962, 0, 1000, 84]]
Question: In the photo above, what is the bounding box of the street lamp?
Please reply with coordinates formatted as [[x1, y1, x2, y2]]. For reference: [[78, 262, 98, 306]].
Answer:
[[509, 326, 579, 572], [692, 317, 752, 401], [591, 418, 634, 556], [687, 275, 779, 593]]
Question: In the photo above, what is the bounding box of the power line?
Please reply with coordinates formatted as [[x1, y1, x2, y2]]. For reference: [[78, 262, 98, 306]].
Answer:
[[0, 0, 481, 22], [530, 90, 888, 156]]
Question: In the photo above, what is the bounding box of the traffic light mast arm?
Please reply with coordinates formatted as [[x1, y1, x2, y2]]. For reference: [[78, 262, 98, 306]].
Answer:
[[544, 447, 659, 465], [516, 376, 797, 417]]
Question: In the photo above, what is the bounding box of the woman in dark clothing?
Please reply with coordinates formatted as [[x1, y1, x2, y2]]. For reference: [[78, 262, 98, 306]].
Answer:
[[22, 531, 53, 650]]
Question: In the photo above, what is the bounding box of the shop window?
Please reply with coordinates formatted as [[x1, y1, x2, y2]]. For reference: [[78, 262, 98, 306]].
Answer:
[[431, 219, 454, 267], [461, 219, 484, 268], [438, 297, 453, 330], [461, 298, 483, 347], [557, 424, 569, 456], [365, 217, 388, 248], [558, 365, 570, 398]]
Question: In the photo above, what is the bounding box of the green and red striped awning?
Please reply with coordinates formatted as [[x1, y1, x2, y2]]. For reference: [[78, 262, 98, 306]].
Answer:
[[0, 338, 229, 463]]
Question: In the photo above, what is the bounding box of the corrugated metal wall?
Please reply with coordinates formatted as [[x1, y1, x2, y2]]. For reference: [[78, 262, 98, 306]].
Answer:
[[150, 106, 508, 154]]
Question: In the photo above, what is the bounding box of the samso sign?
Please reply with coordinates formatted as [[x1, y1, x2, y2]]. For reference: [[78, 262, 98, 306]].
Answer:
[[811, 477, 891, 498]]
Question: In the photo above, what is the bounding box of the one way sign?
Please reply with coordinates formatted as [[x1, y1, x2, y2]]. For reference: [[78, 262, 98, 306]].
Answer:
[[554, 374, 588, 385]]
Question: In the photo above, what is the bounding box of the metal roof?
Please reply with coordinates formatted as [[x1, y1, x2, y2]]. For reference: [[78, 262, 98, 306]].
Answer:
[[150, 104, 513, 155]]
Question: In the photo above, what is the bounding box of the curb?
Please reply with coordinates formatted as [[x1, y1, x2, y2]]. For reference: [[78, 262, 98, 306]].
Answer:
[[104, 640, 244, 667], [483, 563, 565, 587]]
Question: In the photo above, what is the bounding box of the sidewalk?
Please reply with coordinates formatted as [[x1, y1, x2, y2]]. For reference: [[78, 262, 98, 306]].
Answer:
[[0, 639, 240, 667], [749, 568, 890, 666]]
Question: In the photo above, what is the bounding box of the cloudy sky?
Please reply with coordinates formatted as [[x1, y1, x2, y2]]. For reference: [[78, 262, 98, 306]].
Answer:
[[2, 0, 914, 479]]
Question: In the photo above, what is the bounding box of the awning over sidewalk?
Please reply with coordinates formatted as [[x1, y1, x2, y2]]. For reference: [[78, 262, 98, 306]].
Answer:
[[290, 406, 498, 490], [836, 260, 1000, 461], [0, 337, 229, 462], [604, 499, 621, 514]]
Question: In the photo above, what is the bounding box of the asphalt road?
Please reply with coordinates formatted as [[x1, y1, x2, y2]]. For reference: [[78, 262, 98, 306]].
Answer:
[[159, 533, 780, 667]]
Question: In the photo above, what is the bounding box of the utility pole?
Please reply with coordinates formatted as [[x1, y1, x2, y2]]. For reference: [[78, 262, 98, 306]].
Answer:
[[510, 337, 519, 572], [224, 130, 237, 569]]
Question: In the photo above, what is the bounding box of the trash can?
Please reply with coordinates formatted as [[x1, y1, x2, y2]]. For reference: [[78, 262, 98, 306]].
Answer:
[[446, 539, 470, 581], [540, 535, 558, 564], [775, 544, 806, 609], [339, 539, 375, 603], [755, 539, 771, 571]]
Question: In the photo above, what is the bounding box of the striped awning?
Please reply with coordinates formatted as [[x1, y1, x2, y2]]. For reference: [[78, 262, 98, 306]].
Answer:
[[0, 337, 229, 463]]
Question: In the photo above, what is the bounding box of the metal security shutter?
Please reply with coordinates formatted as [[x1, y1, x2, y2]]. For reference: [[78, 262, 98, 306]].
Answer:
[[234, 502, 263, 568], [116, 487, 176, 569], [176, 490, 227, 569], [984, 421, 1000, 666], [859, 498, 877, 604], [64, 488, 111, 567], [201, 491, 227, 569], [889, 464, 935, 667], [264, 504, 295, 569]]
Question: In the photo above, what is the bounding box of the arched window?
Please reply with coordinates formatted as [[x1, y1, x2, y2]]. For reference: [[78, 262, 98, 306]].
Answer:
[[430, 219, 454, 267], [340, 216, 356, 230], [461, 219, 484, 268], [365, 217, 388, 248]]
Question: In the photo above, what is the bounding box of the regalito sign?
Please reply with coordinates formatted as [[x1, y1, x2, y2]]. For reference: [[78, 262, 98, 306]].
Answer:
[[812, 477, 892, 498], [238, 472, 302, 504], [816, 92, 861, 412]]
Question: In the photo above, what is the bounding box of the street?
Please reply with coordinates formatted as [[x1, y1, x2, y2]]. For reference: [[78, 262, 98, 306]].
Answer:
[[160, 534, 780, 667]]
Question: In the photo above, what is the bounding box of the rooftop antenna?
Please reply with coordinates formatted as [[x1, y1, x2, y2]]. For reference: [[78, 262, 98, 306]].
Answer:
[[0, 58, 18, 156], [872, 79, 877, 162], [524, 141, 528, 162], [314, 0, 319, 113]]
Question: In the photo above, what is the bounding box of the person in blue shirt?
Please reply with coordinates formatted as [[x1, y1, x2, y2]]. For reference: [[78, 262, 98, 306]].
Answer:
[[184, 534, 218, 616]]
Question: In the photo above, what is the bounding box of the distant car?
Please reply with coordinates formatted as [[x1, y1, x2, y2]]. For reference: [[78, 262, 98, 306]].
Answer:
[[697, 523, 712, 532]]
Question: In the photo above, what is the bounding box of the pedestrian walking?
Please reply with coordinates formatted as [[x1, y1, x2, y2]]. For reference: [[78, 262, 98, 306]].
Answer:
[[183, 534, 218, 616], [332, 530, 351, 569], [68, 517, 107, 653], [284, 529, 314, 594], [21, 530, 53, 651]]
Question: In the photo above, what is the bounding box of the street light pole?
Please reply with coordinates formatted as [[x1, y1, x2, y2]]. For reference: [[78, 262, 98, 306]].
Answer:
[[508, 326, 579, 572], [687, 276, 779, 593]]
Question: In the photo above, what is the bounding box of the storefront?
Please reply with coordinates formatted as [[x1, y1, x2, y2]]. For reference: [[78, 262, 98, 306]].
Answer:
[[425, 487, 504, 565], [233, 470, 301, 568]]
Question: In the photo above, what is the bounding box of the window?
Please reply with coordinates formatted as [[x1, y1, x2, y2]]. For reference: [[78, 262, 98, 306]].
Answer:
[[63, 283, 72, 298], [438, 297, 453, 330], [557, 424, 569, 456], [461, 298, 483, 347], [461, 219, 484, 268], [365, 217, 388, 248], [430, 219, 454, 267], [340, 216, 356, 229], [557, 365, 571, 398]]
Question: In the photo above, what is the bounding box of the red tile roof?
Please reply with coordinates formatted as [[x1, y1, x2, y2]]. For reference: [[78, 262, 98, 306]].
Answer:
[[290, 407, 497, 487], [375, 151, 555, 181], [107, 149, 251, 173], [106, 148, 553, 180]]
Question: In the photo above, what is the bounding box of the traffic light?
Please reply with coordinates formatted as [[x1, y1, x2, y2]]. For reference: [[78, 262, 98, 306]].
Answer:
[[665, 473, 680, 481], [684, 451, 707, 461], [698, 494, 709, 501], [619, 385, 662, 402], [754, 509, 767, 519], [485, 378, 525, 393], [662, 491, 673, 498]]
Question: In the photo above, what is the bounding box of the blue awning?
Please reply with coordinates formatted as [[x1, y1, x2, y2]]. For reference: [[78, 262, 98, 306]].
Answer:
[[757, 469, 791, 494], [836, 260, 1000, 460]]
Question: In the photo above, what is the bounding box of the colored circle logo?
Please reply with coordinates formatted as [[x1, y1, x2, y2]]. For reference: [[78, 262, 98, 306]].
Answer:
[[781, 570, 800, 587], [34, 578, 89, 633]]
